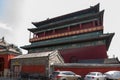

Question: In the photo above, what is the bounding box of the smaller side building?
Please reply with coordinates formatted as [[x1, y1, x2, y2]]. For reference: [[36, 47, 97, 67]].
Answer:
[[11, 50, 64, 77], [0, 37, 22, 77]]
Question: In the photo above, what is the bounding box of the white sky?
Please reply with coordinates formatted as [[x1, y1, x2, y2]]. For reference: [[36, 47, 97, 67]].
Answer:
[[0, 0, 120, 59]]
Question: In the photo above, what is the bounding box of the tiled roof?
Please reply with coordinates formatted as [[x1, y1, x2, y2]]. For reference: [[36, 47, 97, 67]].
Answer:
[[0, 37, 22, 54], [78, 58, 120, 64], [32, 4, 99, 28], [21, 33, 114, 51], [104, 58, 120, 64], [14, 50, 57, 59], [53, 63, 120, 67]]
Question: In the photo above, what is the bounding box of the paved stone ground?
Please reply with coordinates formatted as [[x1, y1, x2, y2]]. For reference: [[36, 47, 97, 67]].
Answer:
[[0, 77, 46, 80], [0, 76, 38, 80], [0, 77, 17, 80]]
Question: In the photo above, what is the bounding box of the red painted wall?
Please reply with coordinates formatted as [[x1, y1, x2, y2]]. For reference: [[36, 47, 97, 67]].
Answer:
[[59, 45, 107, 63], [0, 54, 16, 69], [36, 21, 95, 38], [0, 54, 15, 71], [21, 65, 45, 75], [54, 66, 120, 77]]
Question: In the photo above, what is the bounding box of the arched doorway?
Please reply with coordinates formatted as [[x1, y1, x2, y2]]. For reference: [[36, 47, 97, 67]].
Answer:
[[0, 57, 4, 71], [0, 57, 4, 76]]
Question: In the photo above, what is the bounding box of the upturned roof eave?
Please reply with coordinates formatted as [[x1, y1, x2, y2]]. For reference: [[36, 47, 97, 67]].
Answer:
[[32, 3, 99, 27], [28, 10, 104, 33], [105, 33, 115, 51], [21, 33, 114, 50]]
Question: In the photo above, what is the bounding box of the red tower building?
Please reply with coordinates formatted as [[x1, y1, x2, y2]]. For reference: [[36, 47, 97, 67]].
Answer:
[[21, 4, 114, 63]]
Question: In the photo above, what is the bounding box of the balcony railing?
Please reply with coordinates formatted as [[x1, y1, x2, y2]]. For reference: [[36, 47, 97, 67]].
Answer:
[[29, 26, 103, 42]]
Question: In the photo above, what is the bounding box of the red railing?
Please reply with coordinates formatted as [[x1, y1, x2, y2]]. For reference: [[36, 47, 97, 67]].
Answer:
[[29, 26, 103, 42]]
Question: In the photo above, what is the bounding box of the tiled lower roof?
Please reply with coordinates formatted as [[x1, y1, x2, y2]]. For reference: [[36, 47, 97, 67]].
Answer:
[[13, 50, 57, 59], [78, 58, 120, 64]]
